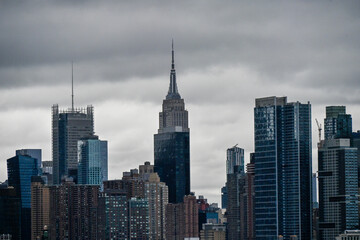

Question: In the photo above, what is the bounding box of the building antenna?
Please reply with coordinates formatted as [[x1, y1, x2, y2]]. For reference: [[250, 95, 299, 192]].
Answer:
[[71, 61, 74, 111]]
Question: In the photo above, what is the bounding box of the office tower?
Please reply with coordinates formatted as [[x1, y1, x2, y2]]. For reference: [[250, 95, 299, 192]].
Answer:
[[226, 165, 246, 240], [16, 149, 42, 170], [78, 135, 108, 187], [49, 179, 99, 240], [140, 162, 168, 240], [0, 187, 21, 240], [335, 230, 360, 240], [166, 194, 199, 240], [41, 161, 53, 185], [254, 96, 312, 240], [98, 188, 128, 239], [318, 106, 358, 240], [312, 173, 318, 208], [129, 198, 150, 239], [200, 223, 226, 240], [226, 145, 244, 174], [324, 106, 352, 139], [52, 104, 94, 184], [31, 176, 49, 240], [221, 145, 245, 211], [7, 154, 41, 240], [154, 42, 190, 203]]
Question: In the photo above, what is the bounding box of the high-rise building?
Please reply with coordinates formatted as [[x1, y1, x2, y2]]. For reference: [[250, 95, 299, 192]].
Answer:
[[129, 198, 150, 239], [226, 165, 246, 240], [154, 42, 190, 203], [245, 154, 255, 240], [318, 106, 358, 240], [49, 179, 99, 240], [166, 194, 199, 240], [139, 162, 168, 240], [0, 187, 21, 240], [254, 96, 312, 240], [98, 188, 128, 240], [7, 154, 41, 240], [78, 135, 108, 187], [226, 145, 244, 175], [52, 104, 94, 184], [222, 145, 245, 211], [31, 176, 49, 240], [16, 149, 42, 170]]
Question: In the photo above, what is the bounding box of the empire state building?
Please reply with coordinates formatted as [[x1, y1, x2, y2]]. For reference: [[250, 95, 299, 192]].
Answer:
[[154, 41, 190, 203]]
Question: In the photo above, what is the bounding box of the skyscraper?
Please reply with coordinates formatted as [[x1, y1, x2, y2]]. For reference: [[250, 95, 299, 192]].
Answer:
[[154, 41, 190, 203], [254, 96, 312, 240], [52, 104, 94, 184], [7, 154, 41, 240], [78, 135, 108, 187], [0, 187, 21, 240], [31, 176, 49, 240], [318, 106, 358, 240]]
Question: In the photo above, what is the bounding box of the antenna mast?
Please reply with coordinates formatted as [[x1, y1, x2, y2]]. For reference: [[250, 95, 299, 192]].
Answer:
[[71, 61, 74, 111]]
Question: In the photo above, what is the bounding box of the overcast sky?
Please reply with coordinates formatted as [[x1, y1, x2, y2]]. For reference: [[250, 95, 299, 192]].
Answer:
[[1, 0, 360, 204]]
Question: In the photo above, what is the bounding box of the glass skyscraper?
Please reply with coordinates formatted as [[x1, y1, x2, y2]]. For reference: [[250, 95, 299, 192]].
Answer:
[[78, 135, 108, 187], [318, 107, 358, 240], [154, 42, 190, 204], [7, 154, 41, 240], [52, 105, 94, 184], [254, 96, 312, 240]]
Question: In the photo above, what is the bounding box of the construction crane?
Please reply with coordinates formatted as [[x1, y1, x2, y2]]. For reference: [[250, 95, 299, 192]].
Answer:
[[315, 118, 322, 143]]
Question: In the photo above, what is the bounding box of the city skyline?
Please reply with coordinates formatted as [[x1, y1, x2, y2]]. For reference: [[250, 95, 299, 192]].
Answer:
[[1, 1, 360, 205]]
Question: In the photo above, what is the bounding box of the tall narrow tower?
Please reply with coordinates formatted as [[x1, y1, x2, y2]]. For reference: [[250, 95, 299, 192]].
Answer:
[[154, 41, 190, 203], [254, 96, 312, 240], [52, 65, 94, 184]]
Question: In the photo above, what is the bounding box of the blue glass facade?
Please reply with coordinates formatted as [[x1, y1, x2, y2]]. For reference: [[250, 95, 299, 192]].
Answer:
[[7, 154, 40, 240], [254, 96, 312, 240], [78, 136, 108, 187], [154, 131, 190, 203]]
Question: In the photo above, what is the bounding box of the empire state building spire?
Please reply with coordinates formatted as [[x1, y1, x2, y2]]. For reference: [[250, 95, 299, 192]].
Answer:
[[166, 40, 181, 100]]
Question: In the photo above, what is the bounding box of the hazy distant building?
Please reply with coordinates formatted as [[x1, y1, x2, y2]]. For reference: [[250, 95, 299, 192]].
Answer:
[[154, 42, 190, 203], [52, 104, 94, 184], [49, 180, 99, 240], [41, 161, 53, 185], [318, 106, 358, 240], [0, 187, 21, 240], [31, 176, 49, 240], [7, 154, 41, 240], [226, 145, 244, 175], [254, 96, 312, 240], [166, 194, 198, 240], [78, 135, 108, 187]]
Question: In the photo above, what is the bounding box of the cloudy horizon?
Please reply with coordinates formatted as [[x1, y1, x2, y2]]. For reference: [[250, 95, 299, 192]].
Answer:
[[1, 0, 360, 204]]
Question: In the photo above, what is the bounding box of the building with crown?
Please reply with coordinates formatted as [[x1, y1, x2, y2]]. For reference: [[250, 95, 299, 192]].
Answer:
[[154, 41, 190, 204]]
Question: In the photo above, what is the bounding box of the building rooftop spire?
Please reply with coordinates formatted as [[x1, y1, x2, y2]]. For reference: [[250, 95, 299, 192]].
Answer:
[[166, 39, 181, 100]]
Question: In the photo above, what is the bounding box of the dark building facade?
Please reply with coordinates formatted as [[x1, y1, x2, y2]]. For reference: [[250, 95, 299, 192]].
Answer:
[[166, 194, 198, 240], [254, 96, 312, 240], [52, 105, 94, 184], [318, 107, 358, 240], [49, 180, 99, 240], [7, 154, 41, 240], [0, 187, 21, 240], [154, 42, 190, 203]]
